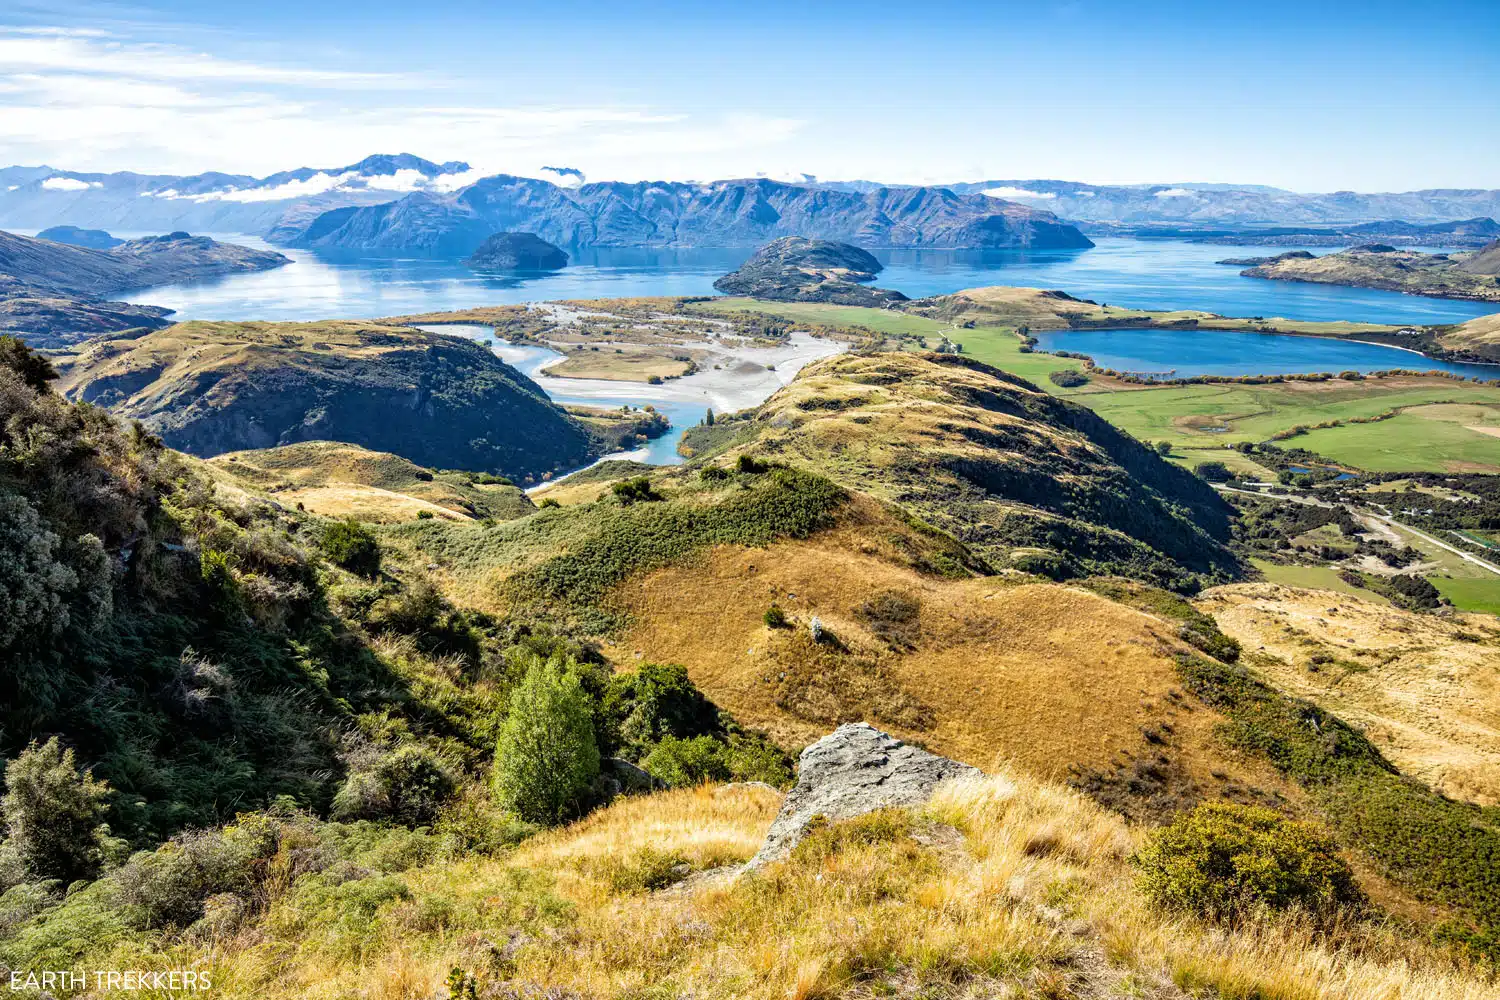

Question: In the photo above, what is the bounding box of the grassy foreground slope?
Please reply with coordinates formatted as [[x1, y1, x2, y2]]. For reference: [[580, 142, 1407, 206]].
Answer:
[[45, 777, 1500, 1000]]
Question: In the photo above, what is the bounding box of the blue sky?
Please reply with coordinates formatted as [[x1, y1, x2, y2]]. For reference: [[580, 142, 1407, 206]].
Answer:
[[1, 0, 1496, 190]]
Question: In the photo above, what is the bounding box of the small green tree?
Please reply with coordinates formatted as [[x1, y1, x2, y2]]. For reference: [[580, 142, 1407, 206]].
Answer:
[[1154, 441, 1173, 456], [1, 737, 113, 882], [493, 657, 601, 823], [0, 335, 58, 392], [320, 518, 381, 577], [705, 408, 715, 426]]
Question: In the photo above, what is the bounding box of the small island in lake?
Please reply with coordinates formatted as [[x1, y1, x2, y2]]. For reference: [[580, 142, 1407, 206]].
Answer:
[[465, 232, 569, 270], [713, 236, 909, 307]]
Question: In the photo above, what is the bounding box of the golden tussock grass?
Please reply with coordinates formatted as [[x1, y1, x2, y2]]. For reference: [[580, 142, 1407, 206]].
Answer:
[[191, 774, 1495, 999], [1199, 582, 1500, 805]]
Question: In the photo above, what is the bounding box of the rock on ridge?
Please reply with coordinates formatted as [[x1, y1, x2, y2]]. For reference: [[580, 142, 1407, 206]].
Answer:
[[746, 722, 979, 869]]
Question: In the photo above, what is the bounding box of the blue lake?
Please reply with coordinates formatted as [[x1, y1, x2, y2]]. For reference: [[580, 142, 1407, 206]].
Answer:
[[129, 236, 1497, 328], [1031, 328, 1500, 381]]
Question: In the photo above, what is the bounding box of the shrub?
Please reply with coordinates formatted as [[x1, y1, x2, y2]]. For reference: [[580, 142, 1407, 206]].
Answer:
[[1134, 802, 1362, 922], [537, 497, 561, 508], [1048, 369, 1090, 388], [0, 336, 57, 392], [332, 744, 458, 827], [1, 738, 115, 883], [1155, 441, 1173, 456], [608, 663, 722, 749], [736, 454, 769, 474], [493, 657, 600, 824], [320, 519, 381, 577], [416, 510, 435, 520], [610, 476, 660, 504], [857, 590, 921, 650], [763, 605, 788, 628], [109, 817, 284, 929], [699, 466, 730, 483], [1194, 461, 1232, 483], [641, 736, 732, 787]]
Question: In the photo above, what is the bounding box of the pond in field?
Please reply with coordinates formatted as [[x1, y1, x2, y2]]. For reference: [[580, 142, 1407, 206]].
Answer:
[[1030, 328, 1500, 381]]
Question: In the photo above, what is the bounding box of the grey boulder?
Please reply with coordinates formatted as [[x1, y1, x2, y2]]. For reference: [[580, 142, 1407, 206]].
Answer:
[[746, 722, 979, 869]]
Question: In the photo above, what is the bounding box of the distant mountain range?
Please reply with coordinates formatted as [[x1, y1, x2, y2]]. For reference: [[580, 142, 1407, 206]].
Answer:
[[840, 180, 1500, 230], [4, 153, 1499, 252]]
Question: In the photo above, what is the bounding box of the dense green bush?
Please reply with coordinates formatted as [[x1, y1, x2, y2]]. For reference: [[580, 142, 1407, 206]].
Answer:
[[331, 744, 458, 827], [1177, 653, 1500, 959], [607, 662, 722, 750], [641, 736, 733, 786], [0, 336, 56, 391], [493, 657, 601, 824], [1134, 802, 1362, 922], [1, 738, 117, 884], [610, 476, 661, 504], [763, 605, 788, 628], [1194, 461, 1232, 483], [320, 519, 382, 577], [1047, 369, 1089, 388]]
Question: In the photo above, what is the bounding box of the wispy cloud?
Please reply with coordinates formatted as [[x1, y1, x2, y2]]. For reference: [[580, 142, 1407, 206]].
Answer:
[[0, 24, 804, 179], [0, 26, 409, 88]]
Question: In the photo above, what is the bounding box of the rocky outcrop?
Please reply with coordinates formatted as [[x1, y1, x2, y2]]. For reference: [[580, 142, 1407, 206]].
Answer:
[[746, 723, 979, 869], [284, 177, 1096, 252], [466, 232, 568, 270], [1215, 251, 1314, 266], [714, 237, 908, 306], [36, 225, 123, 249]]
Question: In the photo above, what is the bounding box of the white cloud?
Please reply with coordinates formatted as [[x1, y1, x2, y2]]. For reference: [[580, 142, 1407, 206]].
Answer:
[[41, 176, 99, 191], [0, 25, 806, 182], [1153, 187, 1197, 198], [0, 28, 407, 88], [981, 185, 1055, 200]]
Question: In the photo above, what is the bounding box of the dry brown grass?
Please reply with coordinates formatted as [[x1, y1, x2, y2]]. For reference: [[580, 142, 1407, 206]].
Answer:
[[1198, 582, 1500, 806], [614, 536, 1290, 802], [545, 349, 693, 382], [183, 774, 1496, 1000]]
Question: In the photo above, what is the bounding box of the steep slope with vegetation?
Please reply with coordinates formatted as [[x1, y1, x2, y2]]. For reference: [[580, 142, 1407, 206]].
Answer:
[[680, 351, 1239, 589], [54, 321, 599, 483]]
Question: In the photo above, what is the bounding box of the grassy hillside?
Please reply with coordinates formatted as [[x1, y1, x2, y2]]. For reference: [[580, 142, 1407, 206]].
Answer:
[[678, 352, 1239, 589], [1200, 583, 1500, 806], [208, 441, 535, 522], [8, 334, 1500, 990], [54, 320, 599, 483]]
